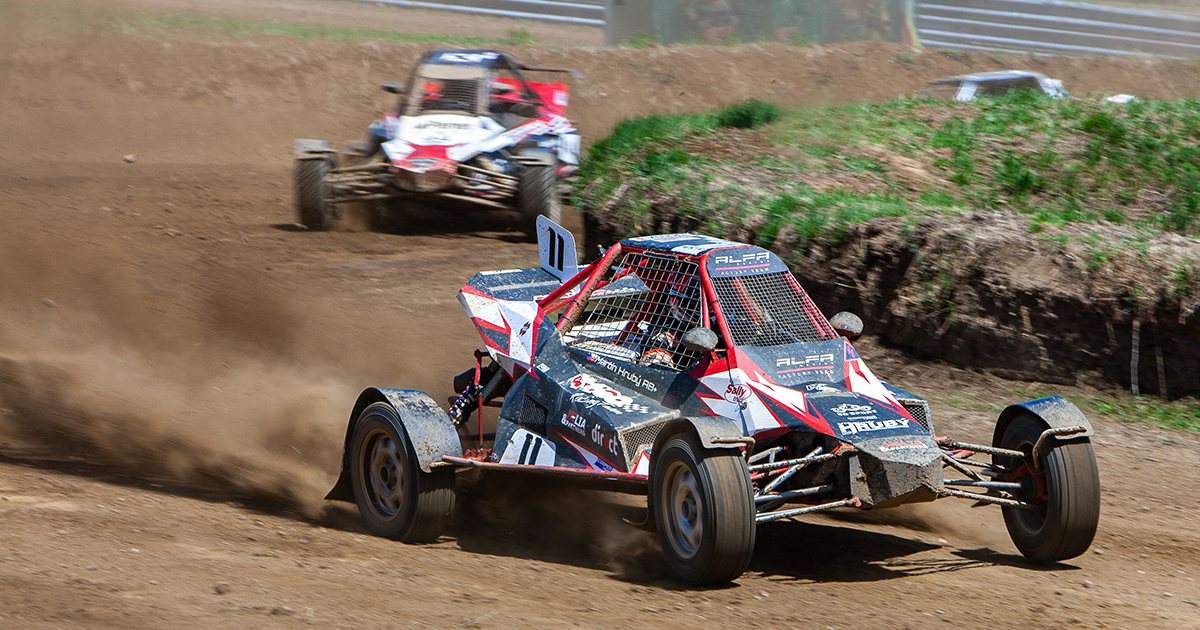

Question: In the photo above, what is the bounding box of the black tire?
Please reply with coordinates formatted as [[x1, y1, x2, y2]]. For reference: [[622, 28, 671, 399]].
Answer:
[[998, 413, 1100, 562], [651, 433, 756, 585], [294, 157, 339, 231], [350, 402, 455, 543], [517, 164, 561, 239]]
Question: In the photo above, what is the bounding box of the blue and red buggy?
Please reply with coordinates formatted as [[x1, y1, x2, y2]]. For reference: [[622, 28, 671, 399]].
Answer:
[[325, 220, 1101, 584]]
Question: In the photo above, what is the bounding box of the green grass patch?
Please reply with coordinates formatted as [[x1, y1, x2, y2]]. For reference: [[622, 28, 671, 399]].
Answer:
[[1084, 395, 1200, 432], [715, 100, 783, 130], [578, 91, 1200, 256], [577, 99, 910, 246]]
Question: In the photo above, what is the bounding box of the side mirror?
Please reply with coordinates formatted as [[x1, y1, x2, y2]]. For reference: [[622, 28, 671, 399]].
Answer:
[[680, 327, 719, 354], [829, 312, 864, 339], [381, 81, 405, 95]]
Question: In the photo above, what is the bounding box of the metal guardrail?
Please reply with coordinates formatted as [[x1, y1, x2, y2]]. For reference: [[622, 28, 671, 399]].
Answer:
[[917, 0, 1200, 58], [355, 0, 1200, 58], [358, 0, 605, 26]]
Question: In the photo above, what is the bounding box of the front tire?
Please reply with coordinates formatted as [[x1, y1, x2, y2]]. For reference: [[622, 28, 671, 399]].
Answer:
[[350, 402, 455, 543], [517, 164, 561, 239], [651, 433, 756, 585], [999, 413, 1100, 562], [294, 157, 339, 231]]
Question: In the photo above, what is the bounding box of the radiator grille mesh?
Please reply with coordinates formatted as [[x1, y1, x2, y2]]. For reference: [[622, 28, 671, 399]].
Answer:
[[899, 399, 933, 433], [518, 395, 547, 433], [618, 421, 667, 468]]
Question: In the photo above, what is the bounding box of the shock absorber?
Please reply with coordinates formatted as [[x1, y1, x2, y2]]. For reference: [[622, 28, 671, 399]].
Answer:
[[446, 385, 480, 428], [447, 354, 510, 427]]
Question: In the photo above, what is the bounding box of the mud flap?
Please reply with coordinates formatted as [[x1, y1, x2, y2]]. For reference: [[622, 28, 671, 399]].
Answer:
[[992, 395, 1094, 448], [325, 388, 463, 503]]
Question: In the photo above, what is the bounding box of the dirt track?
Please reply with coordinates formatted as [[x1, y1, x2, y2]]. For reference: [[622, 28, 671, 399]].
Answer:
[[2, 1, 1200, 628]]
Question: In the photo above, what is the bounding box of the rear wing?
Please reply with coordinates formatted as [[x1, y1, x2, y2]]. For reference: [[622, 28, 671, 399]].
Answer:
[[537, 216, 578, 282], [457, 217, 579, 303]]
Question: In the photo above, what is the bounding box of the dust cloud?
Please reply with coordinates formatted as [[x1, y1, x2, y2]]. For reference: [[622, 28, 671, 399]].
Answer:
[[0, 229, 356, 515]]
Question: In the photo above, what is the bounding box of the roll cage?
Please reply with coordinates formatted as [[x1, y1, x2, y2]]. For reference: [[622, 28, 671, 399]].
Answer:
[[397, 49, 580, 119], [539, 243, 837, 369]]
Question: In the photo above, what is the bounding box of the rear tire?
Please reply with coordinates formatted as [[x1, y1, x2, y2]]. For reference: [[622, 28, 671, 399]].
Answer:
[[294, 157, 339, 231], [350, 402, 455, 543], [517, 164, 561, 240], [999, 413, 1100, 562], [651, 433, 755, 585]]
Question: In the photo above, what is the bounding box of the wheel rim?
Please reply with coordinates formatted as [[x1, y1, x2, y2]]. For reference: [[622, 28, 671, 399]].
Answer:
[[363, 429, 406, 517], [663, 460, 703, 560]]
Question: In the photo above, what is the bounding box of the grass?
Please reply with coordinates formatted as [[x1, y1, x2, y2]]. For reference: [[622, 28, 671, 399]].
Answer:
[[1085, 395, 1200, 432], [578, 90, 1200, 261], [939, 388, 1200, 433], [772, 91, 1200, 235], [579, 99, 917, 248]]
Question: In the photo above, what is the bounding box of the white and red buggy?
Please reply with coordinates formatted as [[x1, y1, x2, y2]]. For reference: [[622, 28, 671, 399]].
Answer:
[[293, 50, 582, 235], [325, 220, 1102, 584]]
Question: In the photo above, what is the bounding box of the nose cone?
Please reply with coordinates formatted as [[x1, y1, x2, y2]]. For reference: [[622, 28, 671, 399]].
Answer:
[[849, 435, 944, 509]]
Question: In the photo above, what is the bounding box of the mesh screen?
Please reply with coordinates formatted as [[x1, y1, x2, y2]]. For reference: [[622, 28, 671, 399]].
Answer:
[[619, 420, 667, 468], [413, 79, 480, 115], [899, 399, 933, 433], [518, 396, 547, 433], [712, 273, 837, 347], [564, 252, 704, 371]]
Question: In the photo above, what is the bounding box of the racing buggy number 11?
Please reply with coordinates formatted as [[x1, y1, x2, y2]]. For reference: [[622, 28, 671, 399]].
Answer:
[[323, 219, 1102, 585]]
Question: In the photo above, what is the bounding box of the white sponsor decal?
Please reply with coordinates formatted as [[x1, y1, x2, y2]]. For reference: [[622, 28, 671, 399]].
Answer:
[[804, 382, 840, 393], [713, 251, 770, 267], [591, 354, 657, 393], [837, 419, 911, 435], [830, 403, 874, 416], [637, 234, 697, 243], [777, 354, 836, 369], [565, 373, 649, 415], [559, 410, 586, 436], [399, 115, 491, 147], [591, 423, 621, 459], [435, 51, 499, 64]]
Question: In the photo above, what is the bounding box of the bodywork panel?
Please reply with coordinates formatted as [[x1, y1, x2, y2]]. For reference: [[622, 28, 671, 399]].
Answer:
[[993, 395, 1094, 446], [325, 388, 463, 502]]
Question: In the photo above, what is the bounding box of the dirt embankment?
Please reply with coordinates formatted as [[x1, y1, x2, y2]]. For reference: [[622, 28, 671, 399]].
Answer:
[[590, 204, 1200, 397], [797, 218, 1199, 397], [592, 188, 1200, 400]]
